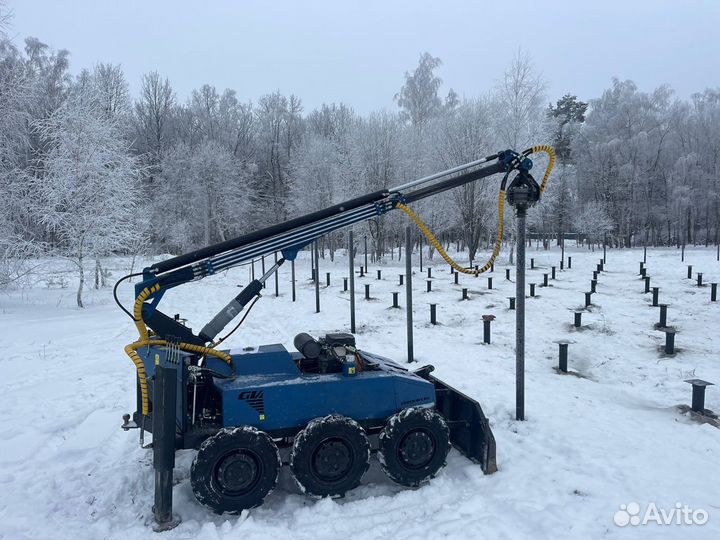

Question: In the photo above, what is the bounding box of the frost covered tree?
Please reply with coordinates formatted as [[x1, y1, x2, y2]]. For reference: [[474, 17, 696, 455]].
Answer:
[[133, 71, 175, 172], [492, 50, 547, 151], [572, 80, 678, 246], [572, 202, 614, 250], [156, 141, 250, 252], [252, 92, 303, 225], [32, 92, 143, 307], [395, 52, 445, 129], [432, 99, 497, 263]]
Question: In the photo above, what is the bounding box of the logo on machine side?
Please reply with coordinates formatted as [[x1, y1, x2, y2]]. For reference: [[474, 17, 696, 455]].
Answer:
[[239, 390, 265, 415]]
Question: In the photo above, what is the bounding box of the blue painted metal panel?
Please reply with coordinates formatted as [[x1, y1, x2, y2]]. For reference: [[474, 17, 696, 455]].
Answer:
[[215, 346, 436, 431]]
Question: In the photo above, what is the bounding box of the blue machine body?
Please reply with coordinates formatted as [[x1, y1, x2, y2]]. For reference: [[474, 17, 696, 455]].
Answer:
[[136, 342, 436, 441], [217, 345, 435, 432]]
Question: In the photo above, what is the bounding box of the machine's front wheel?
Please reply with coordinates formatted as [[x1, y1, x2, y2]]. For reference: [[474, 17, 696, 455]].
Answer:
[[191, 427, 280, 514], [290, 415, 370, 497], [379, 407, 450, 487]]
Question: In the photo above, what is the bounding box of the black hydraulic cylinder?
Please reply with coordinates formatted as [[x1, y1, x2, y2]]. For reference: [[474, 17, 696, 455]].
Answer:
[[199, 279, 263, 341], [153, 364, 177, 528]]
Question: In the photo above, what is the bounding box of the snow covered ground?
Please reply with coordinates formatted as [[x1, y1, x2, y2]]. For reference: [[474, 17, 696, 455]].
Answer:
[[1, 245, 719, 539]]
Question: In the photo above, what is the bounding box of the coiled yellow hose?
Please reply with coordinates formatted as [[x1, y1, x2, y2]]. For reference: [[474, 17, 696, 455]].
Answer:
[[528, 144, 556, 194], [399, 145, 555, 276]]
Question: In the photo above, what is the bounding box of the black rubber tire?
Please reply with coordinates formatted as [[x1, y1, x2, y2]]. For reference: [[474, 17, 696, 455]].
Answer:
[[290, 415, 370, 498], [379, 407, 450, 487], [191, 427, 280, 514]]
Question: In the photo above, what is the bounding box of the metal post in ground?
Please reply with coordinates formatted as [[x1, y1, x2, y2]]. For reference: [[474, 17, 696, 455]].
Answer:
[[687, 265, 693, 279], [274, 252, 279, 297], [515, 207, 526, 421], [348, 231, 356, 333], [558, 342, 569, 373], [685, 379, 714, 413], [652, 287, 659, 306], [261, 255, 266, 288], [430, 304, 437, 325], [712, 283, 718, 302], [419, 237, 423, 273], [314, 243, 320, 313], [364, 235, 368, 271], [482, 316, 492, 344], [664, 329, 676, 354], [658, 304, 668, 327], [291, 260, 296, 302], [153, 362, 179, 531], [405, 226, 414, 363]]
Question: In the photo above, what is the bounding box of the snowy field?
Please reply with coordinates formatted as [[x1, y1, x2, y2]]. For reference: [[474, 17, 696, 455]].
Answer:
[[1, 245, 719, 540]]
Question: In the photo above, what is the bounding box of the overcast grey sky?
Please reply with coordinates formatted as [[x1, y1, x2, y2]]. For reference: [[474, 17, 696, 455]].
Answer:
[[5, 0, 719, 113]]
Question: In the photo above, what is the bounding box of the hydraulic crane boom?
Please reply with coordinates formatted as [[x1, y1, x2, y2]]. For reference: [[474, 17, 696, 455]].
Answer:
[[116, 146, 554, 347]]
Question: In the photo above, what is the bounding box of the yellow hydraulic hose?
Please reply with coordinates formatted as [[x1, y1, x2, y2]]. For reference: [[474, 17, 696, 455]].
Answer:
[[399, 145, 555, 276], [527, 144, 556, 194], [126, 285, 232, 416], [397, 191, 505, 276]]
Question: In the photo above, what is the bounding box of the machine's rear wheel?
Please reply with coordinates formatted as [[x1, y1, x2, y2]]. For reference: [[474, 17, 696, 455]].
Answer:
[[290, 415, 370, 497], [191, 427, 280, 514], [379, 407, 450, 487]]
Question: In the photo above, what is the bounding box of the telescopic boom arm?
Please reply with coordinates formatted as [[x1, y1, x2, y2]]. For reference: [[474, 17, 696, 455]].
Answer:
[[121, 147, 554, 346]]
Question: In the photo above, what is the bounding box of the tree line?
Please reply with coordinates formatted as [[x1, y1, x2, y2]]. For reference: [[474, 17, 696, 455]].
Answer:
[[1, 21, 719, 304]]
